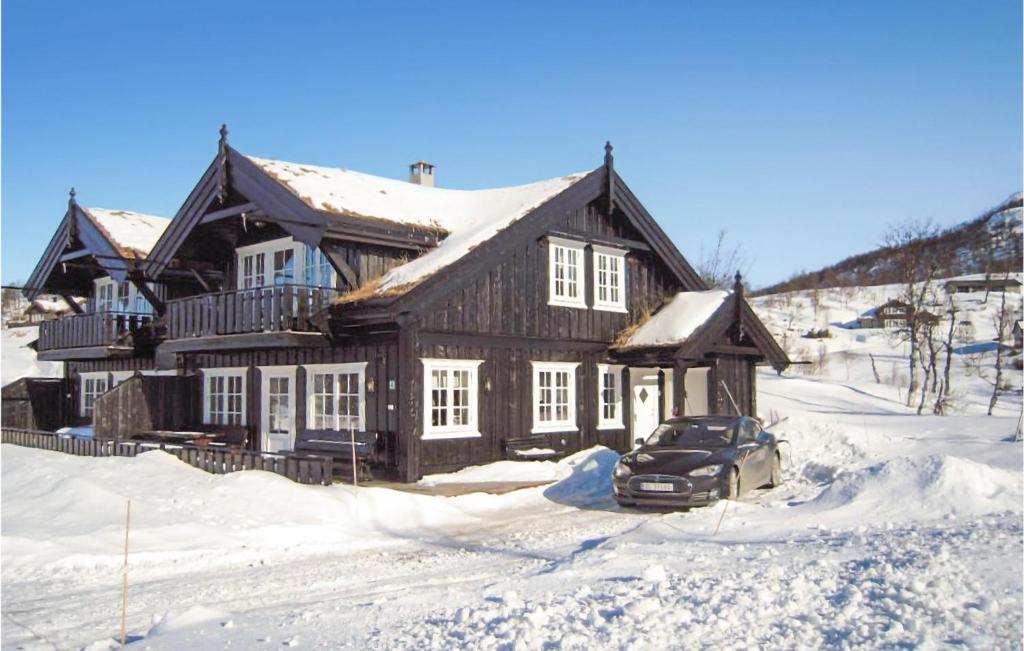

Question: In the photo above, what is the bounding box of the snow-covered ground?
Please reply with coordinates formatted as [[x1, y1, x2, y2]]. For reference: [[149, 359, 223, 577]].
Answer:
[[1, 284, 1021, 650], [1, 325, 60, 386]]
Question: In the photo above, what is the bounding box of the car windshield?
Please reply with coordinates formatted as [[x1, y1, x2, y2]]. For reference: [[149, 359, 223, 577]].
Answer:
[[644, 419, 736, 448]]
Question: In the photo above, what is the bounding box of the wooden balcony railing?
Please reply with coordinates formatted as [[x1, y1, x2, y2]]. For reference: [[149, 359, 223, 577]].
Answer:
[[37, 312, 153, 351], [166, 284, 337, 339]]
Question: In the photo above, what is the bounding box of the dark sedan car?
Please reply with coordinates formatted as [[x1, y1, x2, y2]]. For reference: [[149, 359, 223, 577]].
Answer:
[[613, 415, 783, 508]]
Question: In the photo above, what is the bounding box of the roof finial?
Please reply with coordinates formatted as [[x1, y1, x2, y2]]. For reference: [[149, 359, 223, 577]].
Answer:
[[68, 187, 77, 206], [218, 123, 230, 204], [604, 141, 615, 216]]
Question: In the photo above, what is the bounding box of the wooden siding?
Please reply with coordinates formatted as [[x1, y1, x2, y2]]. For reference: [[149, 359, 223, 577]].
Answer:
[[323, 241, 408, 287], [409, 338, 630, 476], [93, 375, 200, 439], [416, 202, 682, 342], [181, 339, 400, 455], [1, 378, 71, 431], [709, 356, 755, 417]]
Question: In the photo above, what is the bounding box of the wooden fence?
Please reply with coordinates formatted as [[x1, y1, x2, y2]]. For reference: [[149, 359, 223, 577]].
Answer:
[[1, 428, 334, 486]]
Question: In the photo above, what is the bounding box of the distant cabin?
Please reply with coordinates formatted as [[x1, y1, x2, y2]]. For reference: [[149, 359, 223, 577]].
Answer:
[[10, 131, 790, 482], [24, 296, 85, 324], [944, 274, 1022, 295], [857, 299, 937, 330]]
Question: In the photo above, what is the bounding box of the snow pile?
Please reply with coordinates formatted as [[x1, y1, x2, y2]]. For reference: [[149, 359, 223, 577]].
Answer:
[[806, 453, 1021, 520], [247, 155, 587, 291], [621, 290, 729, 348], [542, 447, 619, 507], [0, 445, 613, 580], [84, 207, 170, 259], [1, 325, 60, 385]]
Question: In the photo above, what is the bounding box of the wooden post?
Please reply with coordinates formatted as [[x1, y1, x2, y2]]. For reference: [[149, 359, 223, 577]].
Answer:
[[350, 422, 358, 490], [121, 498, 131, 646]]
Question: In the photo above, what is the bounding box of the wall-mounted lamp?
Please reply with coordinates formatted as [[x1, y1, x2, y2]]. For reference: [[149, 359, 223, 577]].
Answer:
[[366, 378, 377, 393], [484, 378, 492, 392]]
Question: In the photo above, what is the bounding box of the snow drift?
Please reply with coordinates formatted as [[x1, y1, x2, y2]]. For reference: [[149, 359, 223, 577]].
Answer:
[[805, 453, 1021, 520]]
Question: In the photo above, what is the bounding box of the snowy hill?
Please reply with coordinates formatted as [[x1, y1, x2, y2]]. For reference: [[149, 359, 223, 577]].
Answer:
[[750, 281, 1023, 413], [1, 279, 1021, 649], [760, 192, 1023, 294]]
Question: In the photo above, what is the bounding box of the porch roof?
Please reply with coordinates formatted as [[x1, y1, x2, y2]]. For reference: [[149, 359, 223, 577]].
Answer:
[[610, 290, 790, 373]]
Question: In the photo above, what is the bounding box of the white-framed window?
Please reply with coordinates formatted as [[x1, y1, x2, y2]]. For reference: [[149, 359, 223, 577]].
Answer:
[[93, 277, 154, 314], [304, 362, 367, 432], [95, 279, 115, 313], [548, 237, 586, 309], [304, 245, 337, 289], [238, 239, 296, 289], [531, 361, 579, 433], [592, 245, 627, 312], [596, 364, 625, 429], [421, 359, 483, 440], [202, 367, 247, 425], [883, 306, 900, 315], [237, 237, 337, 290], [79, 371, 109, 417], [887, 318, 907, 329]]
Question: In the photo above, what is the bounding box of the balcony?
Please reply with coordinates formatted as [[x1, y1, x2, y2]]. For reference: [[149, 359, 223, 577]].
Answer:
[[36, 312, 154, 360], [165, 285, 337, 343]]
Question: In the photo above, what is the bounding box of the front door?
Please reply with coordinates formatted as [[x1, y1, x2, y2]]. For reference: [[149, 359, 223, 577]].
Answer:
[[261, 367, 296, 452], [630, 369, 661, 441]]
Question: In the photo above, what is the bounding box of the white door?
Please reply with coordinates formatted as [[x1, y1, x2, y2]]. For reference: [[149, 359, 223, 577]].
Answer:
[[260, 367, 296, 452], [630, 369, 661, 441]]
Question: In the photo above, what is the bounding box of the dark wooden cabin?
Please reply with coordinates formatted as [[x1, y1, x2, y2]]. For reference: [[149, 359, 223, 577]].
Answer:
[[14, 129, 789, 481]]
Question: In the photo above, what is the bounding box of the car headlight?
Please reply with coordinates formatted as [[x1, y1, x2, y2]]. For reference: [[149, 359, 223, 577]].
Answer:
[[613, 462, 633, 479], [688, 464, 723, 478]]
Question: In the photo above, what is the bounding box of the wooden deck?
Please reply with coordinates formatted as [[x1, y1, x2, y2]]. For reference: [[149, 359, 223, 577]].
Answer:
[[37, 312, 152, 351], [166, 284, 337, 339]]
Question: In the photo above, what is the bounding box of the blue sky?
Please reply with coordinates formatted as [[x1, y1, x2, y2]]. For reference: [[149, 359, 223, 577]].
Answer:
[[3, 1, 1021, 287]]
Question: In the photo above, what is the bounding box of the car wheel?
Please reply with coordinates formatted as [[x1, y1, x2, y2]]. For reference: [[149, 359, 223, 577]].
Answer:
[[726, 467, 740, 500], [769, 453, 783, 487]]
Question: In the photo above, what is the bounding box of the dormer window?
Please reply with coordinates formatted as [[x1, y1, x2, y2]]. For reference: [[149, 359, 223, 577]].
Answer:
[[548, 237, 586, 309], [592, 245, 627, 312]]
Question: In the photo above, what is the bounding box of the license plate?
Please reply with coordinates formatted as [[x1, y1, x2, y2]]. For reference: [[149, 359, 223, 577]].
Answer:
[[640, 481, 675, 492]]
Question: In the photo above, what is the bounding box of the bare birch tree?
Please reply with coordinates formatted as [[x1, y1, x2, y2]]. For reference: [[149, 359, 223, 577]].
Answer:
[[881, 220, 946, 407]]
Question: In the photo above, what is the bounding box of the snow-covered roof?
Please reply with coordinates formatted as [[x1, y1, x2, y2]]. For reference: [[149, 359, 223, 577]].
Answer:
[[621, 290, 730, 348], [28, 296, 84, 314], [83, 208, 171, 259], [944, 272, 1022, 285], [247, 155, 587, 291]]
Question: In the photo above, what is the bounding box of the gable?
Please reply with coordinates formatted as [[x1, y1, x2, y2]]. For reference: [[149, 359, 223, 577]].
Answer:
[[24, 203, 153, 300], [379, 166, 708, 318]]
